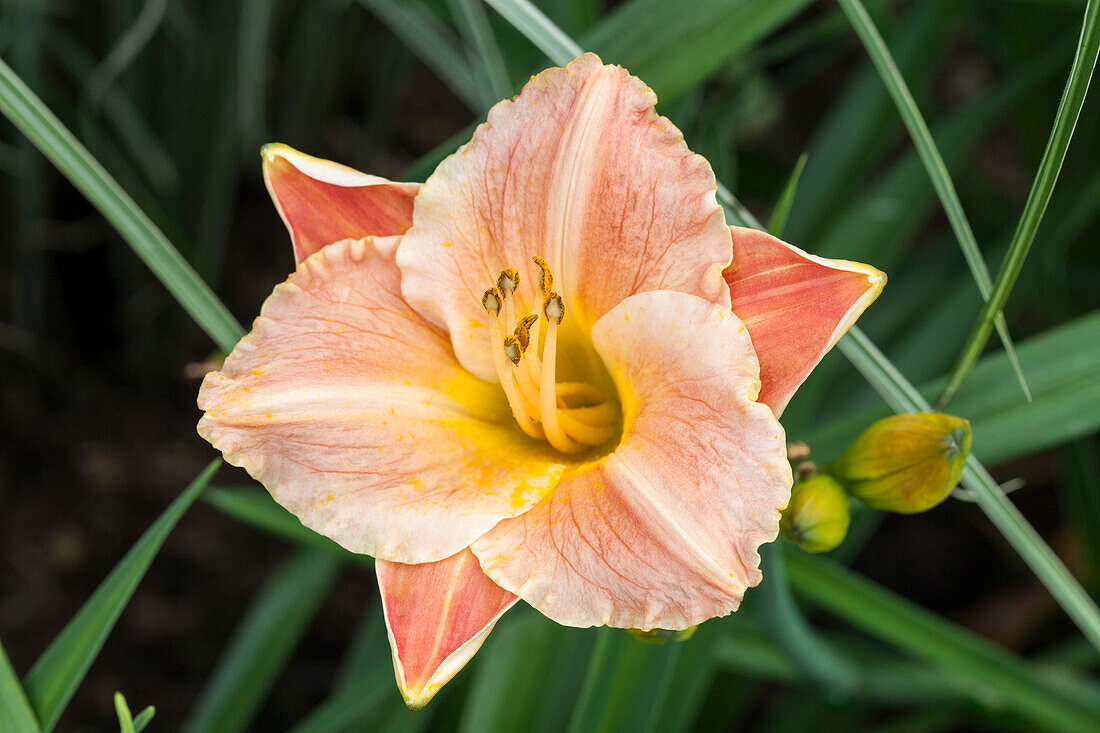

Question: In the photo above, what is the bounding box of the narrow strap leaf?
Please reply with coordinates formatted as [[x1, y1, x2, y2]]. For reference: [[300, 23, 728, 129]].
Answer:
[[837, 0, 1031, 402], [937, 0, 1100, 408], [785, 548, 1100, 733], [0, 60, 244, 353], [182, 548, 342, 733], [766, 152, 808, 237], [22, 460, 220, 732], [0, 639, 41, 733]]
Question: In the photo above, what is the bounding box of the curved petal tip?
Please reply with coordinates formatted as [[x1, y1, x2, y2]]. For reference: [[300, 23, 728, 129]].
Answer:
[[724, 227, 885, 415], [261, 143, 419, 262], [377, 550, 518, 709]]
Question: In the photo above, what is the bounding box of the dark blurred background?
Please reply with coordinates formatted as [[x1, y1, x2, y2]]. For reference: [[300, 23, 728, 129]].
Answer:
[[1, 0, 1098, 730]]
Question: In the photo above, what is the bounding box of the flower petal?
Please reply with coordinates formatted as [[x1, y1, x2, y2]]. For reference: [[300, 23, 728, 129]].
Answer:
[[724, 227, 885, 415], [377, 549, 518, 709], [198, 237, 565, 563], [397, 53, 732, 382], [262, 143, 419, 263], [472, 291, 792, 630]]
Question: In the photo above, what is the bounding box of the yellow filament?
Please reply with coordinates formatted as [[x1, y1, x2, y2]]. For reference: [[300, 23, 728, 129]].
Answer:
[[558, 401, 619, 427], [539, 315, 583, 453], [556, 409, 617, 446], [488, 308, 543, 439]]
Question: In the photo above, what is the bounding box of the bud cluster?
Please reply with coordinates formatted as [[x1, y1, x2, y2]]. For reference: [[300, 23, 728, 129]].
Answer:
[[779, 413, 972, 554]]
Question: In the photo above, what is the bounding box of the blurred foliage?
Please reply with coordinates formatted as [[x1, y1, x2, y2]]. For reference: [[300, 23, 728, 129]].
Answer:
[[2, 0, 1100, 731]]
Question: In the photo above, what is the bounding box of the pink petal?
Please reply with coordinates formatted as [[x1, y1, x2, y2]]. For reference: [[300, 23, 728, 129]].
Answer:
[[471, 291, 792, 630], [377, 549, 518, 709], [724, 227, 885, 415], [262, 143, 419, 263], [198, 237, 565, 563], [397, 53, 732, 382]]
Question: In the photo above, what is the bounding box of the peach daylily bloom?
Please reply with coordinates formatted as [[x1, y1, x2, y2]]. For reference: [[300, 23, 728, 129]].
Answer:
[[198, 53, 884, 709]]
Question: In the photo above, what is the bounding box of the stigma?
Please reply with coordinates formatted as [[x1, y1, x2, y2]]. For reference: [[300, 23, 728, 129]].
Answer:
[[481, 259, 618, 453]]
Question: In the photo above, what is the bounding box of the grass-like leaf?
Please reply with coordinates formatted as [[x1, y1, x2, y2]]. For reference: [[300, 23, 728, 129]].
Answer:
[[937, 0, 1100, 408], [21, 460, 220, 732], [183, 548, 342, 733], [1, 640, 41, 733], [359, 0, 496, 112], [0, 59, 244, 354], [203, 486, 369, 565], [580, 0, 815, 101], [785, 548, 1100, 732], [807, 308, 1100, 466], [458, 612, 592, 733], [446, 0, 512, 100], [837, 0, 1031, 402], [766, 152, 807, 237], [112, 691, 154, 733], [756, 543, 861, 699], [289, 609, 397, 733], [566, 628, 682, 733], [484, 0, 583, 66]]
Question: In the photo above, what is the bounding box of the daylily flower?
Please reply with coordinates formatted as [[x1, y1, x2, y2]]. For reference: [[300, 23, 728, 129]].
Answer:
[[198, 54, 884, 709]]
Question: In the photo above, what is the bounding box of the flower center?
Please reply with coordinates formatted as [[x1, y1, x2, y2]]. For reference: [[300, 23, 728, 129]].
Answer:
[[481, 258, 620, 454]]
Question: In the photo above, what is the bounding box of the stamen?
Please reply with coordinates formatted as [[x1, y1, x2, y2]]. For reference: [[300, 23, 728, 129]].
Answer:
[[532, 257, 553, 296], [485, 286, 542, 439], [502, 335, 522, 365], [481, 264, 619, 451], [481, 287, 501, 318], [496, 268, 519, 336], [514, 315, 538, 353], [496, 267, 520, 296], [526, 257, 553, 378], [539, 293, 582, 453]]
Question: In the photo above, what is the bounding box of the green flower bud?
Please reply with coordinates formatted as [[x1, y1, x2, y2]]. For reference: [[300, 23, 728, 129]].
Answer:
[[779, 474, 850, 553], [627, 626, 698, 644], [832, 413, 971, 514]]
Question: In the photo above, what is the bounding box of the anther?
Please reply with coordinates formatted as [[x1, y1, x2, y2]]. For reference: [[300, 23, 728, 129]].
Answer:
[[481, 288, 502, 317], [543, 293, 564, 324], [497, 268, 520, 296], [532, 256, 553, 295], [502, 335, 522, 365], [514, 315, 539, 352]]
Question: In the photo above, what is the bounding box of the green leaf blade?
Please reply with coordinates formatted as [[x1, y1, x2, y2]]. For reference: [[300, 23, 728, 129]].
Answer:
[[0, 60, 244, 353], [183, 548, 342, 733], [22, 460, 220, 732]]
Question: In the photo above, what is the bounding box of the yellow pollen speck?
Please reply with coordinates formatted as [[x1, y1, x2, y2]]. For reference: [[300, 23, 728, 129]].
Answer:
[[469, 319, 487, 328], [442, 241, 452, 247]]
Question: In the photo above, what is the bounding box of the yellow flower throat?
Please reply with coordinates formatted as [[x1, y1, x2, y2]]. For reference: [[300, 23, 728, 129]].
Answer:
[[481, 258, 619, 454]]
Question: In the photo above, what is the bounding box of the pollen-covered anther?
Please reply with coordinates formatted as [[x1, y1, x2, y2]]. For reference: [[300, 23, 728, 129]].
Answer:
[[514, 315, 538, 352], [481, 288, 501, 317], [532, 256, 553, 295], [543, 293, 564, 324], [496, 267, 520, 296], [502, 336, 523, 366]]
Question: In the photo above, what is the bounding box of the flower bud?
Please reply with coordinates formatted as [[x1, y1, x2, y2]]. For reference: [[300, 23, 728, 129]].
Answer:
[[627, 626, 698, 644], [779, 474, 850, 553], [832, 413, 971, 514]]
